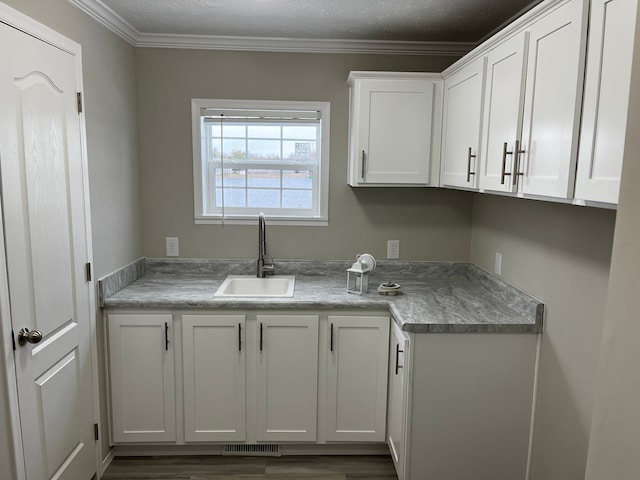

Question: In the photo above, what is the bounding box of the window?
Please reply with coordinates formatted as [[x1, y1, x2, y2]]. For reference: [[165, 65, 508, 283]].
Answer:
[[192, 99, 330, 225]]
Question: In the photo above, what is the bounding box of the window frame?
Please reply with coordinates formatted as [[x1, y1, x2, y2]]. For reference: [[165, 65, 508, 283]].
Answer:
[[191, 98, 330, 226]]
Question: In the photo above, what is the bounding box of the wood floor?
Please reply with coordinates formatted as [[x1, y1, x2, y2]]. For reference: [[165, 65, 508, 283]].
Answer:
[[102, 455, 399, 480]]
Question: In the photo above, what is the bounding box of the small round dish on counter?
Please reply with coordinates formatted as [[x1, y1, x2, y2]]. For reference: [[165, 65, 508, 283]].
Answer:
[[377, 282, 401, 295]]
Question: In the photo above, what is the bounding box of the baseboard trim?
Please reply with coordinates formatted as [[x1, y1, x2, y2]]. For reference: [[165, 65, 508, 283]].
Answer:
[[100, 448, 115, 477], [112, 443, 390, 457]]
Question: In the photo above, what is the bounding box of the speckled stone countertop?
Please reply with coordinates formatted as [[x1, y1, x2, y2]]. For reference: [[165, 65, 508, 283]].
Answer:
[[101, 259, 543, 334]]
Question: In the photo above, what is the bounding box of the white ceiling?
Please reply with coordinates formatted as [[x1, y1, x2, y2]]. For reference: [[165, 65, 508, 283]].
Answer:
[[67, 0, 543, 54]]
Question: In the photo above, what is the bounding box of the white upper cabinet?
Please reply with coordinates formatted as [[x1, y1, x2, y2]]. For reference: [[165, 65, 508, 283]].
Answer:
[[347, 72, 442, 186], [519, 0, 588, 197], [479, 0, 587, 198], [479, 32, 529, 193], [440, 57, 487, 189], [574, 0, 638, 204]]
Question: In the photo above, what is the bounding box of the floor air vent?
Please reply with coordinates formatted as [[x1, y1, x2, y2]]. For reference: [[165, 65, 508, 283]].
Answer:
[[222, 444, 281, 456]]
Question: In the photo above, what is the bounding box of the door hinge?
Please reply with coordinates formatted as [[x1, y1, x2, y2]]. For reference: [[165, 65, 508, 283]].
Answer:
[[77, 92, 83, 114], [85, 262, 92, 282], [94, 423, 99, 441]]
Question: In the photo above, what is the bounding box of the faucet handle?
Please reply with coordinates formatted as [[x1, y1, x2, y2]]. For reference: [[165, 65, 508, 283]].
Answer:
[[263, 257, 276, 274]]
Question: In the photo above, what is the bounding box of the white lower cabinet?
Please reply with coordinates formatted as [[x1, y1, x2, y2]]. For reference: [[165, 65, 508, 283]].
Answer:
[[108, 309, 537, 477], [393, 333, 539, 480], [387, 321, 408, 479], [182, 314, 246, 442], [256, 315, 319, 442], [325, 315, 390, 442], [108, 311, 326, 445], [108, 313, 176, 443]]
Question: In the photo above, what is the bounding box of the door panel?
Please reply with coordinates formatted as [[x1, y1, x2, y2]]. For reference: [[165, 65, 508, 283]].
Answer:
[[356, 79, 434, 184], [440, 58, 486, 189], [182, 315, 246, 442], [387, 322, 408, 479], [256, 315, 319, 442], [520, 0, 586, 197], [0, 22, 95, 480], [108, 314, 176, 443], [325, 316, 389, 442], [575, 0, 637, 203], [480, 32, 528, 193]]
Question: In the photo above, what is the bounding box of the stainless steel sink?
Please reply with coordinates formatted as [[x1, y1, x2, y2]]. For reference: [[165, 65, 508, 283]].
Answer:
[[214, 275, 296, 297]]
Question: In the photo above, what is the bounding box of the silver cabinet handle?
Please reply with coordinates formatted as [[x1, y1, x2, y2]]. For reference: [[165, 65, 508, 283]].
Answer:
[[17, 328, 43, 346], [467, 147, 476, 183], [513, 140, 525, 186], [395, 343, 404, 375], [501, 142, 513, 185], [361, 150, 366, 180]]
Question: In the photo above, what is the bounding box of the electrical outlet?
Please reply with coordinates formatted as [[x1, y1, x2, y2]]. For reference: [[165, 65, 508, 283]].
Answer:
[[166, 237, 179, 257], [494, 252, 502, 276], [387, 240, 400, 259]]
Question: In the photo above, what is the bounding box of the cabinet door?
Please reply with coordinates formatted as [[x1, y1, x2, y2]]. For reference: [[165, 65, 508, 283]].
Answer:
[[256, 315, 319, 442], [351, 78, 434, 185], [479, 32, 528, 193], [182, 315, 246, 442], [108, 314, 175, 443], [387, 322, 408, 480], [575, 0, 638, 204], [440, 57, 487, 189], [519, 0, 587, 198], [325, 316, 390, 442]]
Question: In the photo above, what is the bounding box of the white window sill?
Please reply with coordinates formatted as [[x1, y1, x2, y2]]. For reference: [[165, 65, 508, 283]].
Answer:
[[195, 217, 328, 227]]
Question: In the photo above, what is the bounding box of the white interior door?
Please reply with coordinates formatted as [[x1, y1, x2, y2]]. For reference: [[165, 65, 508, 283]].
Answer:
[[0, 22, 96, 480]]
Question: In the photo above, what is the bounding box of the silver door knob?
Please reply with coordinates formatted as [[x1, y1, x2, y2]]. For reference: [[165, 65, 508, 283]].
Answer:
[[17, 328, 43, 346]]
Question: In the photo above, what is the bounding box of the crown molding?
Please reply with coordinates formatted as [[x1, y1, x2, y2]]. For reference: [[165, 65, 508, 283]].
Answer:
[[135, 33, 475, 56], [66, 0, 475, 56], [66, 0, 138, 43]]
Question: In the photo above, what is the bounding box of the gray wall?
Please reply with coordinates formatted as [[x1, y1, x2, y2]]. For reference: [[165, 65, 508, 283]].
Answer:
[[135, 48, 473, 261], [0, 0, 142, 465], [470, 195, 616, 479], [585, 3, 640, 477]]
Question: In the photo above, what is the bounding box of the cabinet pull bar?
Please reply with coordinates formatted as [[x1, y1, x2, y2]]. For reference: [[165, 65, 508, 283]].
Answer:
[[330, 323, 334, 352], [501, 142, 513, 185], [395, 343, 404, 375], [513, 140, 525, 186], [361, 150, 366, 180], [238, 323, 242, 352], [164, 322, 169, 351], [467, 147, 477, 182], [259, 323, 263, 352]]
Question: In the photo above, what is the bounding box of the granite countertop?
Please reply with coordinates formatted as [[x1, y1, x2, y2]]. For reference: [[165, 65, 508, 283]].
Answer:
[[100, 259, 544, 334]]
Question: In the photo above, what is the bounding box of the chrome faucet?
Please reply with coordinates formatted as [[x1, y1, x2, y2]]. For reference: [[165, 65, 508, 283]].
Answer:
[[257, 213, 276, 278]]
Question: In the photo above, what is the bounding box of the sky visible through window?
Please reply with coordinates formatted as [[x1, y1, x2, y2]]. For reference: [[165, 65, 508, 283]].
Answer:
[[206, 122, 319, 211]]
